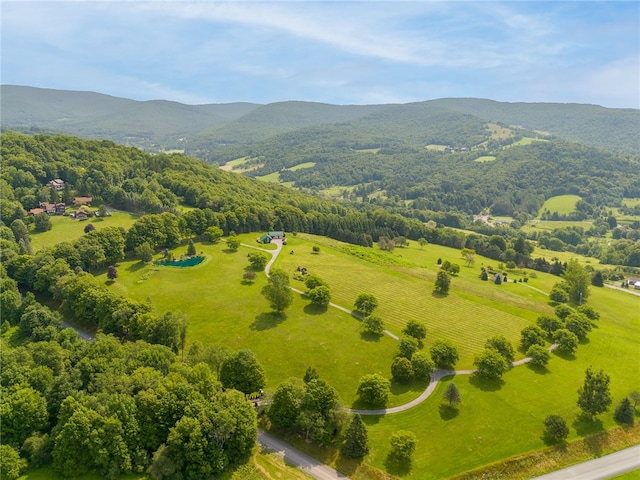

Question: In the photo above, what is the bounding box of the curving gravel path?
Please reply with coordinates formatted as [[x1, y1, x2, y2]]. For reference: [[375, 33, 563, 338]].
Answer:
[[247, 238, 558, 415]]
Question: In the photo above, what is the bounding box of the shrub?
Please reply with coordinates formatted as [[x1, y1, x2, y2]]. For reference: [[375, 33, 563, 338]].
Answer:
[[544, 415, 569, 441]]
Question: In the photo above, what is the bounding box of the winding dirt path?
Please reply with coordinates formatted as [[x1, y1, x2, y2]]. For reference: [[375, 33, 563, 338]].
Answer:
[[246, 239, 558, 415]]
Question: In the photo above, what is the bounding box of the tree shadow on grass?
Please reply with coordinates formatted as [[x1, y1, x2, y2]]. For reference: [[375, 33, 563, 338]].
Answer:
[[389, 378, 429, 397], [384, 456, 412, 476], [573, 413, 604, 437], [469, 374, 504, 392], [583, 430, 609, 456], [250, 312, 287, 331], [439, 404, 459, 420], [579, 337, 591, 345], [127, 261, 147, 272], [334, 454, 361, 478], [359, 331, 383, 342], [431, 291, 448, 299], [552, 350, 577, 362], [541, 432, 569, 447], [303, 303, 328, 315], [527, 363, 551, 375]]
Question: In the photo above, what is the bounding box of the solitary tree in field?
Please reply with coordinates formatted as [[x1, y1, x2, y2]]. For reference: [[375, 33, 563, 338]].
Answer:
[[354, 293, 378, 317], [443, 383, 461, 407], [107, 265, 118, 280], [577, 367, 612, 419], [388, 431, 417, 462], [187, 238, 196, 256], [308, 285, 331, 307], [226, 236, 240, 252], [342, 414, 369, 458], [402, 320, 427, 344], [544, 415, 569, 441], [434, 270, 451, 295], [461, 248, 476, 267], [262, 269, 293, 313], [418, 238, 428, 249], [563, 259, 590, 305]]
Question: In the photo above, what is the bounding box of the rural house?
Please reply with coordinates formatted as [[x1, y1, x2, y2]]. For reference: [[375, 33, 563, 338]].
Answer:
[[46, 178, 65, 191]]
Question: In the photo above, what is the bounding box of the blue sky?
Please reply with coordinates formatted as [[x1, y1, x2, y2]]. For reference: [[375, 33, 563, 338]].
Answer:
[[2, 1, 639, 107]]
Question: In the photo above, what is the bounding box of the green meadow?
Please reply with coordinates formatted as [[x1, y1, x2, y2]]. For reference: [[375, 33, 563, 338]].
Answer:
[[539, 194, 582, 217], [474, 155, 496, 163], [88, 231, 639, 478], [29, 211, 140, 251]]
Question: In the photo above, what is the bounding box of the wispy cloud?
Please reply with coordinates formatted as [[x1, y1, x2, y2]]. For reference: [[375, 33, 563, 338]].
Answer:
[[1, 1, 638, 107]]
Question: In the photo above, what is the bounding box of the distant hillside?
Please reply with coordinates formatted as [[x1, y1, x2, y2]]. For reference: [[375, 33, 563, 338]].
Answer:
[[1, 85, 638, 157], [0, 85, 259, 150], [425, 98, 640, 155]]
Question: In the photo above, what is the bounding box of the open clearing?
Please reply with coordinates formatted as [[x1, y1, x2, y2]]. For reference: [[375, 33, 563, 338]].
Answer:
[[539, 194, 582, 217], [92, 231, 637, 479], [474, 155, 496, 162]]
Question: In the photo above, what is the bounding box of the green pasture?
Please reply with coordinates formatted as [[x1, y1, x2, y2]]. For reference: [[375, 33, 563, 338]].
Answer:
[[538, 194, 582, 217], [288, 162, 316, 171], [487, 123, 512, 140], [225, 156, 251, 168], [474, 155, 496, 163], [29, 211, 140, 252], [352, 147, 381, 154], [503, 137, 548, 149], [276, 234, 554, 368], [522, 219, 594, 236], [100, 235, 398, 405], [256, 171, 281, 182], [425, 144, 448, 151], [362, 284, 639, 479]]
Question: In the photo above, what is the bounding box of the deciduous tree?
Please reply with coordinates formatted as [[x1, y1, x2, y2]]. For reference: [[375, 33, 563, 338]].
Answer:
[[434, 270, 451, 294], [388, 430, 417, 462], [577, 367, 612, 419], [430, 339, 459, 369], [356, 374, 390, 408], [391, 356, 414, 384], [219, 350, 266, 395], [354, 293, 378, 317], [262, 269, 293, 313], [473, 348, 509, 380], [544, 415, 569, 441]]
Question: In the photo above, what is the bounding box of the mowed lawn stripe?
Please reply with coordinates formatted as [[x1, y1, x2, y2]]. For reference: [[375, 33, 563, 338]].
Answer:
[[277, 235, 550, 367]]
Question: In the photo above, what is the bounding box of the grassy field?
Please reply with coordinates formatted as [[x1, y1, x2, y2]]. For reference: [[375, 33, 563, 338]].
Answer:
[[276, 234, 553, 368], [29, 211, 140, 251], [538, 194, 582, 217], [101, 235, 399, 406], [361, 283, 640, 479], [474, 155, 496, 163], [288, 162, 316, 171], [86, 231, 638, 479]]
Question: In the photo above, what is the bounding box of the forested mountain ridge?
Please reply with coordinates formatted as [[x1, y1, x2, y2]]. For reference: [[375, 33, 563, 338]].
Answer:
[[2, 85, 638, 157]]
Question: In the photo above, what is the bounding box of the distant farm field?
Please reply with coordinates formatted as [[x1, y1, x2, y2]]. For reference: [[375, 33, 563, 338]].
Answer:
[[539, 194, 582, 217], [30, 211, 140, 251], [474, 155, 496, 162]]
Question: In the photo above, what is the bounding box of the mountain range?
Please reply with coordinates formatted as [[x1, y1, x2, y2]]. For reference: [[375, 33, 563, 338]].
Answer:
[[2, 85, 638, 157]]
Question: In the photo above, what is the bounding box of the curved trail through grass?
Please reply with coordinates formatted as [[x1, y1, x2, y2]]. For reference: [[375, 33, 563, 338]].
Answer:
[[247, 238, 558, 415]]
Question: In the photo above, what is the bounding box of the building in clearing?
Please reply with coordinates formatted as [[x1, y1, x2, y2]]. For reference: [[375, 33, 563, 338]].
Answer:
[[258, 231, 287, 244], [46, 179, 65, 191]]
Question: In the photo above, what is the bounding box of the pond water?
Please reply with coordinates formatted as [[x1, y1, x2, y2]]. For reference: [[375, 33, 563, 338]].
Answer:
[[154, 256, 205, 268]]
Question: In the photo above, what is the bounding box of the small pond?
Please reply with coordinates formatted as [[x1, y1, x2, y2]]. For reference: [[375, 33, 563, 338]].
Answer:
[[155, 256, 205, 268]]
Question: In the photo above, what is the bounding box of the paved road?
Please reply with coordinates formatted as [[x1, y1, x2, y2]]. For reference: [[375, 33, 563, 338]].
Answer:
[[258, 430, 348, 479], [531, 444, 640, 480]]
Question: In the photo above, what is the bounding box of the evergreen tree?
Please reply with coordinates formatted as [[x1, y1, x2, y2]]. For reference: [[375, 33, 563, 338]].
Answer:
[[187, 239, 196, 256], [613, 398, 634, 425], [442, 383, 461, 407], [341, 414, 369, 458]]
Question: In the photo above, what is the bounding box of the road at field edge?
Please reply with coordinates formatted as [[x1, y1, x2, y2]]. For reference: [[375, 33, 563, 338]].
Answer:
[[530, 444, 640, 479], [258, 430, 348, 479]]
